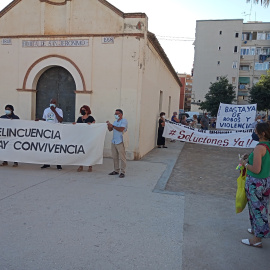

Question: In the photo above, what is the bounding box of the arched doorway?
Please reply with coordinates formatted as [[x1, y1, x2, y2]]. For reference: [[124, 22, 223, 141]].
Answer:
[[36, 66, 76, 122]]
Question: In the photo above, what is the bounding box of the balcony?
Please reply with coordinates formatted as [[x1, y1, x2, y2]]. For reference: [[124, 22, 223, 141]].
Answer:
[[238, 91, 249, 97]]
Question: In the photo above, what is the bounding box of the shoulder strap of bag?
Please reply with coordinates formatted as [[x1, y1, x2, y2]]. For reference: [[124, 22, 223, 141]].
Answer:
[[259, 143, 270, 154]]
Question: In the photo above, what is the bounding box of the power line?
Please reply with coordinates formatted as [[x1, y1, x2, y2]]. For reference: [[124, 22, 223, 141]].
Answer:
[[156, 35, 194, 39], [155, 35, 195, 42], [158, 38, 195, 41]]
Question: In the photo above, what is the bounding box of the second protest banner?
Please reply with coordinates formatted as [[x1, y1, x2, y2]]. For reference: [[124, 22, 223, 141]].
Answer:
[[216, 103, 257, 130], [163, 121, 257, 148]]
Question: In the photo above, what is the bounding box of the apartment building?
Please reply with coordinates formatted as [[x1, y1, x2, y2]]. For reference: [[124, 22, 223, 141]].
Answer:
[[178, 73, 193, 112], [192, 19, 270, 111]]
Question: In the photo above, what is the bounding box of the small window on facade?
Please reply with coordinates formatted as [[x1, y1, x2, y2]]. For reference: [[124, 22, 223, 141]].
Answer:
[[257, 32, 266, 40], [240, 65, 250, 71], [252, 32, 257, 40], [242, 32, 253, 41], [219, 31, 222, 35], [234, 46, 238, 53], [232, 61, 238, 69], [217, 61, 220, 65], [232, 77, 236, 84], [235, 33, 239, 38], [218, 46, 221, 51], [217, 76, 220, 81]]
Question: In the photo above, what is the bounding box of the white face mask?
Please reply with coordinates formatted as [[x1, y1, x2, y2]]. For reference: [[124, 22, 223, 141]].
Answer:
[[162, 115, 165, 119], [114, 115, 119, 120], [50, 104, 56, 108], [5, 110, 11, 115]]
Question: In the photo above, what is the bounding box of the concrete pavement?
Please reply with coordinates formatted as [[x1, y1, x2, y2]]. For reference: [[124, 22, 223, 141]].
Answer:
[[166, 143, 270, 270], [0, 143, 185, 270], [1, 141, 269, 270]]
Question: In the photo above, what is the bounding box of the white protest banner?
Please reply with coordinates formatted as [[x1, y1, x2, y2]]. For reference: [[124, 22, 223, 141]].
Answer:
[[163, 121, 257, 148], [216, 103, 257, 130], [0, 119, 107, 166]]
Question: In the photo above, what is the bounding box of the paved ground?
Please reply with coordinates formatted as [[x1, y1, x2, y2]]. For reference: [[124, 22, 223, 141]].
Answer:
[[165, 142, 270, 270], [0, 141, 269, 270], [0, 149, 184, 270], [165, 143, 249, 198]]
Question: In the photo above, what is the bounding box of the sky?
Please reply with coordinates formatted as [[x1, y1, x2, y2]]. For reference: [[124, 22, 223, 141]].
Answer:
[[0, 0, 269, 74]]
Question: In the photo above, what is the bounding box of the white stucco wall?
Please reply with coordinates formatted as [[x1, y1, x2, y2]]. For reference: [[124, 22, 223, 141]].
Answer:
[[0, 0, 146, 36], [138, 40, 180, 158], [0, 0, 180, 160]]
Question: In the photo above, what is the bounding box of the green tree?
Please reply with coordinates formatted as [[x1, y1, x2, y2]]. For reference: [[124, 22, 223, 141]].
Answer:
[[246, 0, 269, 7], [249, 70, 270, 111], [199, 77, 236, 116]]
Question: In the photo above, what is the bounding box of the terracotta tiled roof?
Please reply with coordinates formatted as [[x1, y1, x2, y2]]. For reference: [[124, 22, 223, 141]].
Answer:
[[148, 32, 182, 87]]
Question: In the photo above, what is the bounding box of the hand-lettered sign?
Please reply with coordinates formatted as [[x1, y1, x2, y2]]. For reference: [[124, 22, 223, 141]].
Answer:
[[216, 103, 257, 130], [0, 120, 107, 166], [163, 121, 256, 148]]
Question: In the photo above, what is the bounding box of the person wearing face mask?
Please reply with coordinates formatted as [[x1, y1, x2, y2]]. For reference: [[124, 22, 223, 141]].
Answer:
[[39, 98, 63, 170], [157, 112, 167, 148], [73, 105, 95, 172], [106, 109, 128, 178], [41, 98, 63, 124], [0, 104, 20, 167]]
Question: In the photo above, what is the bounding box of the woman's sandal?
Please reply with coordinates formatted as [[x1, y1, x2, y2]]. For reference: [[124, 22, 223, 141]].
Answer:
[[247, 228, 254, 235], [77, 166, 83, 172], [241, 239, 262, 248]]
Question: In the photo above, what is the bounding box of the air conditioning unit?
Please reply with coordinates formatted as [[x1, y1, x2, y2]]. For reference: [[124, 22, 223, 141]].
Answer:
[[240, 55, 244, 59]]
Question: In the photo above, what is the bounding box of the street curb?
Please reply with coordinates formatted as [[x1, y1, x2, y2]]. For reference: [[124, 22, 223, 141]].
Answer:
[[152, 143, 185, 195]]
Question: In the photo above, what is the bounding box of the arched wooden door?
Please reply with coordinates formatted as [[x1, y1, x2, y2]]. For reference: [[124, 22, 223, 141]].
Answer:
[[36, 66, 76, 122]]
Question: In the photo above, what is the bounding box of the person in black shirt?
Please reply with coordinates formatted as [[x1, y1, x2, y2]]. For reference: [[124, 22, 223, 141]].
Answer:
[[0, 104, 20, 167], [157, 112, 167, 148], [73, 105, 95, 172], [0, 104, 20, 120]]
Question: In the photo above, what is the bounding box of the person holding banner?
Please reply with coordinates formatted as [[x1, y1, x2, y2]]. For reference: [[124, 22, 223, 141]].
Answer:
[[107, 109, 128, 178], [251, 115, 262, 141], [170, 112, 180, 142], [0, 104, 20, 167], [40, 99, 63, 170], [171, 112, 180, 123], [190, 114, 198, 128], [200, 113, 209, 130], [74, 105, 95, 172], [241, 122, 270, 248], [157, 112, 167, 148], [180, 115, 188, 126]]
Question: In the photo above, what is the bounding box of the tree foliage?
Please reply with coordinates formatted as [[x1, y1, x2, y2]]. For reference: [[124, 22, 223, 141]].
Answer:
[[249, 70, 270, 111], [199, 77, 236, 116], [246, 0, 269, 7]]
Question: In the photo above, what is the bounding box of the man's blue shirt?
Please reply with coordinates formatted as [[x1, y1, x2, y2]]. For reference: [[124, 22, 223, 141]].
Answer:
[[112, 118, 128, 145]]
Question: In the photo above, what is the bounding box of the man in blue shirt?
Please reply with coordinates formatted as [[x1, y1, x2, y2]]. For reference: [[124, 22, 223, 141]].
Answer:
[[106, 109, 128, 178]]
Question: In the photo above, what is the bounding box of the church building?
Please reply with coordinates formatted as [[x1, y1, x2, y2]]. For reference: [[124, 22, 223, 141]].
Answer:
[[0, 0, 181, 159]]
